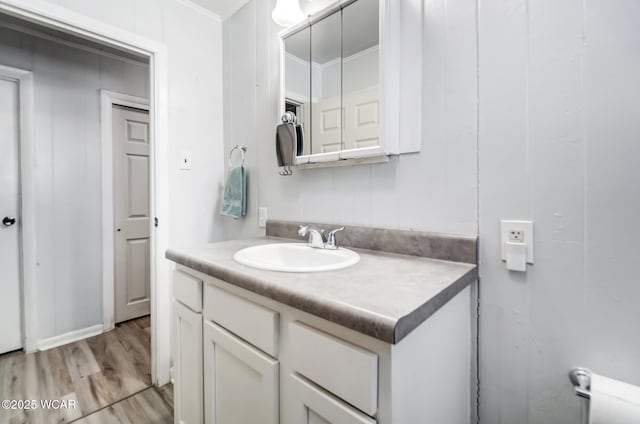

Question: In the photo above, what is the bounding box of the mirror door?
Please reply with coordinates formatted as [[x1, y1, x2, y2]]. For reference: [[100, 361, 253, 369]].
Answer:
[[310, 10, 342, 156], [282, 0, 382, 164], [341, 0, 380, 154], [284, 27, 311, 157]]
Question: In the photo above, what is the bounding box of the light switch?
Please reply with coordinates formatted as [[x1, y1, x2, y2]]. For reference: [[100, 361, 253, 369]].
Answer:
[[501, 220, 534, 271], [179, 151, 192, 170], [258, 207, 268, 228]]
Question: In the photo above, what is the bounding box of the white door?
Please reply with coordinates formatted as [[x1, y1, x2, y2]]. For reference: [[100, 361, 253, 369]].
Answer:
[[342, 86, 380, 151], [113, 105, 151, 323], [174, 300, 203, 424], [204, 321, 279, 424], [0, 76, 23, 354], [311, 96, 343, 154]]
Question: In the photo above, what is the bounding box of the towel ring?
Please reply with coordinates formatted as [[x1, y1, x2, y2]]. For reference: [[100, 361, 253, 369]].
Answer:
[[229, 145, 247, 167]]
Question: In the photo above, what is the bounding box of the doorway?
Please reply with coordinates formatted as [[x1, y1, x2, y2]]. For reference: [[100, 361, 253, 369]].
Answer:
[[0, 74, 22, 355], [0, 0, 171, 386]]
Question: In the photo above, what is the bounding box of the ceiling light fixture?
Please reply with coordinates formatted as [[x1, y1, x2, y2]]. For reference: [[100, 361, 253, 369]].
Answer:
[[272, 0, 305, 27]]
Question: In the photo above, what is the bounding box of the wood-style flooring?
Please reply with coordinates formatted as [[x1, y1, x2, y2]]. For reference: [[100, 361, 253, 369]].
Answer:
[[72, 384, 173, 424], [0, 316, 172, 424]]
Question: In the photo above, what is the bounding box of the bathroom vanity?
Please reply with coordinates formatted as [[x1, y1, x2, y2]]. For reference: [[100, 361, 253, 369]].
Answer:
[[167, 221, 477, 424]]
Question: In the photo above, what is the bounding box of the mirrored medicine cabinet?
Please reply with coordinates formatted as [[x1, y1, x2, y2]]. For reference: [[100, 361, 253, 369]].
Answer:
[[279, 0, 424, 167], [280, 0, 385, 166]]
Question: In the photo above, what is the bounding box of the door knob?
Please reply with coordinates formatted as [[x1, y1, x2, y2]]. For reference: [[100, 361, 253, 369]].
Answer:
[[2, 216, 16, 227]]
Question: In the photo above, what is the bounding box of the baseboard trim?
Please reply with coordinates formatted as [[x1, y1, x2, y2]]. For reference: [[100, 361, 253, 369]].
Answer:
[[38, 324, 104, 351]]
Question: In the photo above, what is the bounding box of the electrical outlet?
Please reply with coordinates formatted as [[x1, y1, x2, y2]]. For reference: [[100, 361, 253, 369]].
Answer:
[[508, 229, 524, 242], [501, 220, 534, 264]]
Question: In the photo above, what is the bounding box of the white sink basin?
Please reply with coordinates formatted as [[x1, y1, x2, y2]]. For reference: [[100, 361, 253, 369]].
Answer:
[[233, 243, 360, 273]]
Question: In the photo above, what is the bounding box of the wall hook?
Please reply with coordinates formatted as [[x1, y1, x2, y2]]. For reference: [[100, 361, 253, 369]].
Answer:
[[278, 166, 293, 176]]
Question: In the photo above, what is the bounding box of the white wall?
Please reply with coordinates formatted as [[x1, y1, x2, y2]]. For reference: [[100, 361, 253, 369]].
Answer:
[[7, 0, 224, 342], [284, 53, 311, 101], [34, 0, 225, 247], [0, 25, 148, 339], [221, 0, 260, 240], [342, 47, 379, 94], [222, 0, 478, 239], [318, 47, 379, 99], [226, 0, 640, 423], [285, 48, 378, 110], [478, 0, 640, 423]]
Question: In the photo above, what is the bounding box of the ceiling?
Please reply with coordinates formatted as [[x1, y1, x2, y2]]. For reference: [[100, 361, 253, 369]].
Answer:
[[190, 0, 252, 20]]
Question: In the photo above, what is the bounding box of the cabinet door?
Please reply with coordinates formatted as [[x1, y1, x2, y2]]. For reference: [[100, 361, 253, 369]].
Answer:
[[204, 321, 279, 424], [174, 301, 203, 424], [289, 374, 375, 424]]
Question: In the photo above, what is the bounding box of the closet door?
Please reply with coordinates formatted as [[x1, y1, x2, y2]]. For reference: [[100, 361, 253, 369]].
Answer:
[[113, 105, 151, 323], [203, 321, 279, 424], [0, 77, 22, 354]]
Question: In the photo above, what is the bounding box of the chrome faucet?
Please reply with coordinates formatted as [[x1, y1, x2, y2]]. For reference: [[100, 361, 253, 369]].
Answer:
[[298, 225, 325, 248], [298, 224, 345, 249], [324, 227, 344, 250]]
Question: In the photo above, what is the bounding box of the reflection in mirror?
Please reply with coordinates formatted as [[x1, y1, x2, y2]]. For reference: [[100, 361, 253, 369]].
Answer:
[[284, 27, 311, 156], [310, 10, 342, 155], [342, 0, 380, 152]]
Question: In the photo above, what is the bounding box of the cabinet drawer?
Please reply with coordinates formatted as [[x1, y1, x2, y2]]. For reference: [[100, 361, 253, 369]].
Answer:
[[173, 270, 202, 312], [289, 374, 376, 424], [290, 322, 378, 417], [204, 284, 279, 357]]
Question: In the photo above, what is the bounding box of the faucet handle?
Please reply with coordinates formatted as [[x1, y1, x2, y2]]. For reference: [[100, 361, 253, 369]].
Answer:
[[298, 224, 324, 237], [325, 227, 345, 249]]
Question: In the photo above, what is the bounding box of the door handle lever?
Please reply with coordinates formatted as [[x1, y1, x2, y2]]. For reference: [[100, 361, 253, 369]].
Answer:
[[2, 216, 16, 227]]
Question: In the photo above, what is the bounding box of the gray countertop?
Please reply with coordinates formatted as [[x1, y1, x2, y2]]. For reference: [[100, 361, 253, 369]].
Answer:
[[166, 238, 477, 344]]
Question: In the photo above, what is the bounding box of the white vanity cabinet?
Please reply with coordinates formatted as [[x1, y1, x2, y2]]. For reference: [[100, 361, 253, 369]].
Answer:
[[203, 321, 279, 424], [171, 264, 472, 424], [202, 283, 280, 424], [288, 374, 375, 424], [173, 271, 204, 424]]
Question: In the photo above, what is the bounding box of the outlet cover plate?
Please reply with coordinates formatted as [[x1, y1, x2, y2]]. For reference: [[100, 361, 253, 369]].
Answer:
[[258, 207, 268, 228], [500, 220, 534, 264]]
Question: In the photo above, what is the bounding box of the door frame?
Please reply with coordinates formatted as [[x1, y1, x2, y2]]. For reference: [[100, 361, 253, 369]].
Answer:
[[0, 64, 36, 353], [0, 0, 171, 386], [100, 91, 150, 332]]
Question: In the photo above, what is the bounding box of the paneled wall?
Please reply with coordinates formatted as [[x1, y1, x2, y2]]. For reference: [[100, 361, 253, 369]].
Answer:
[[0, 25, 148, 339], [478, 0, 640, 422], [225, 0, 640, 423], [222, 0, 479, 240], [2, 0, 224, 346], [34, 0, 225, 248]]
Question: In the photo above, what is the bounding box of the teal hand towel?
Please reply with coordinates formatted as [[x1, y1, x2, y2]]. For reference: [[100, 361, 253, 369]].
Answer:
[[220, 166, 246, 219]]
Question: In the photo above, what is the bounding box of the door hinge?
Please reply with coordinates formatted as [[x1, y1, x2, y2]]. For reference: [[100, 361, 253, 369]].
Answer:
[[154, 217, 158, 228]]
